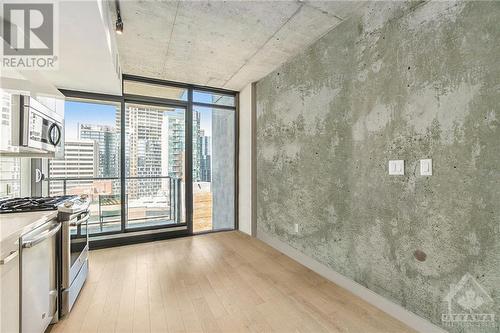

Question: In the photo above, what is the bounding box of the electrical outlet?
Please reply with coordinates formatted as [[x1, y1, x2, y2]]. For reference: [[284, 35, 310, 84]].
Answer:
[[294, 223, 299, 233]]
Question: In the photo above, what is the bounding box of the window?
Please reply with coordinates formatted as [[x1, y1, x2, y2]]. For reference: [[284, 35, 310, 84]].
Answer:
[[46, 77, 237, 245], [123, 80, 188, 101], [193, 90, 235, 107], [192, 106, 235, 232], [0, 157, 21, 199], [124, 102, 186, 228], [48, 99, 122, 234]]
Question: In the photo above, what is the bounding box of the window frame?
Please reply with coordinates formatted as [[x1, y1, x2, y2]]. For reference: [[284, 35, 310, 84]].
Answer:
[[46, 74, 238, 248]]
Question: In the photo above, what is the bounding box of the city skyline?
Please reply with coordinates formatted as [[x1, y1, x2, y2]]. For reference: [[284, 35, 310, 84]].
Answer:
[[56, 100, 213, 214], [64, 100, 215, 140]]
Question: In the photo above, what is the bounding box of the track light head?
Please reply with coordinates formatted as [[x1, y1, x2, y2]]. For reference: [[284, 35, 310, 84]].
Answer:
[[115, 0, 123, 35], [115, 18, 123, 34]]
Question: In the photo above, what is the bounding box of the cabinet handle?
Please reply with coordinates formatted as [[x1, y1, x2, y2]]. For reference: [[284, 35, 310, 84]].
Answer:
[[0, 250, 18, 265]]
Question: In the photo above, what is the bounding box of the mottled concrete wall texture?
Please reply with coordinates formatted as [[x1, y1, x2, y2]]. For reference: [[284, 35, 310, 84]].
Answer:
[[256, 1, 500, 332]]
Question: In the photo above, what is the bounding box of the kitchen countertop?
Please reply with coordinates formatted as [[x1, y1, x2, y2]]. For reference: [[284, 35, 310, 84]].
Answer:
[[0, 210, 58, 246]]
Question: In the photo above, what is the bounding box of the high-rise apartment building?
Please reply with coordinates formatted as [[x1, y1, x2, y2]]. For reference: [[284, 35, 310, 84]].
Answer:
[[0, 92, 21, 199], [49, 140, 98, 195], [120, 105, 168, 199], [0, 157, 20, 199], [113, 105, 206, 199], [199, 130, 211, 182], [166, 111, 185, 180], [78, 124, 119, 178], [192, 111, 201, 182], [0, 91, 12, 151]]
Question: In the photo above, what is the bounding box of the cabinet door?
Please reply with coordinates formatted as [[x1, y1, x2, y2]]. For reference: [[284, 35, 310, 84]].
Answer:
[[0, 245, 20, 333]]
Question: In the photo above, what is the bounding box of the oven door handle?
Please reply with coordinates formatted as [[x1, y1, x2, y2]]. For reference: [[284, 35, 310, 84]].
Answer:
[[22, 222, 61, 248], [69, 211, 90, 227]]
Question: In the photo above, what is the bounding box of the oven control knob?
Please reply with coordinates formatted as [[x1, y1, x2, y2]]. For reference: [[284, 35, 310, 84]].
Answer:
[[80, 194, 88, 200], [64, 201, 74, 208]]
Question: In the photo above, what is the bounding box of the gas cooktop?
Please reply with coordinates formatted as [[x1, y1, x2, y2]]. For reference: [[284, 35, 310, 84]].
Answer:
[[0, 195, 78, 214]]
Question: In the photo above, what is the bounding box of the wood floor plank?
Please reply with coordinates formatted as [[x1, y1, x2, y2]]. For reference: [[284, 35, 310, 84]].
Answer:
[[114, 247, 137, 333], [148, 249, 168, 333], [49, 231, 415, 333]]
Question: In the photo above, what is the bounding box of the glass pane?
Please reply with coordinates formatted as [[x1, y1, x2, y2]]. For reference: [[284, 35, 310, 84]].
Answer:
[[0, 92, 22, 200], [0, 157, 21, 199], [48, 99, 121, 234], [193, 106, 235, 232], [124, 103, 185, 229], [49, 179, 121, 234], [193, 90, 235, 107], [124, 80, 188, 101]]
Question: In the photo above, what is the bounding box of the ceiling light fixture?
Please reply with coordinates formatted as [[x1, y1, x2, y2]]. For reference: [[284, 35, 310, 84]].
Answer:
[[115, 0, 123, 34]]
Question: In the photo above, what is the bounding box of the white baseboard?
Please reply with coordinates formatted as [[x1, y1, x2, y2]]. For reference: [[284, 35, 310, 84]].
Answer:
[[257, 230, 447, 333]]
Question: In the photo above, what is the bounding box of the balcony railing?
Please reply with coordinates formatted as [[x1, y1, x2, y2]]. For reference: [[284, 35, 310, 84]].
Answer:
[[45, 176, 182, 234]]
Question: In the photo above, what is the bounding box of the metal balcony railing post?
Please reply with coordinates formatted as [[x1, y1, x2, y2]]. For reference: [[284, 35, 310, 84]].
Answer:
[[176, 178, 181, 224], [173, 178, 177, 222], [169, 178, 173, 221]]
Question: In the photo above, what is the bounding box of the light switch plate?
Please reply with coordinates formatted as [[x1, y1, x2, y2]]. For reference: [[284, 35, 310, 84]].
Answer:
[[388, 160, 405, 175], [420, 159, 432, 176]]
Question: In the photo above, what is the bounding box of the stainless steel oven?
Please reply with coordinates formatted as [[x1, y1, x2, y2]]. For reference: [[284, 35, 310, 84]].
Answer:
[[58, 196, 90, 317]]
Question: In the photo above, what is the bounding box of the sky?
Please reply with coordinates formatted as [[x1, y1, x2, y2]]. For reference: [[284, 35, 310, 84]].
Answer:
[[64, 100, 217, 140], [65, 101, 118, 140]]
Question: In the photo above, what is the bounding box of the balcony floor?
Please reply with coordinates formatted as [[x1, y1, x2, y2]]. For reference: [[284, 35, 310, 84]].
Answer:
[[86, 216, 213, 235], [87, 192, 214, 234]]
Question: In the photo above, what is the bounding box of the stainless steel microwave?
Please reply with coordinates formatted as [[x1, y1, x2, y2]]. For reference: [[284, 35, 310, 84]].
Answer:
[[4, 95, 64, 156]]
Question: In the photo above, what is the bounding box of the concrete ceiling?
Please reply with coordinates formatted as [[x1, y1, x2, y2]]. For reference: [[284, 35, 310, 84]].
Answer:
[[110, 1, 366, 91]]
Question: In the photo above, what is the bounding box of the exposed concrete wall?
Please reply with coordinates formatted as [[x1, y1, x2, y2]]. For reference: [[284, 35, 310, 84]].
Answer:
[[239, 83, 254, 235], [256, 1, 500, 332]]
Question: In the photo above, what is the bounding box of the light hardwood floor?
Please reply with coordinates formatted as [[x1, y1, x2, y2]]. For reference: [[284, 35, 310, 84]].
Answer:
[[49, 231, 415, 333]]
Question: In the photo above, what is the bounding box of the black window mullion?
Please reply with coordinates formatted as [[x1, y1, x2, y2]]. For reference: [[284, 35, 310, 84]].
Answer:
[[120, 96, 126, 233], [186, 87, 194, 234]]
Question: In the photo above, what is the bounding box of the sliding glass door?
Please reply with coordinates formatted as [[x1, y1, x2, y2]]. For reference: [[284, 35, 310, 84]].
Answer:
[[47, 77, 236, 246], [124, 102, 186, 229]]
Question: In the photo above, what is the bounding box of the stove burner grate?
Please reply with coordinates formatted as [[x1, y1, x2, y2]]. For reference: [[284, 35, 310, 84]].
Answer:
[[0, 195, 78, 214]]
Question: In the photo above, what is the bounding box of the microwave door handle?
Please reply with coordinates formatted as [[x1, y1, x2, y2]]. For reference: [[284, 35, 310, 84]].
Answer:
[[0, 250, 18, 265], [22, 223, 61, 248], [48, 123, 61, 146], [69, 211, 90, 226]]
